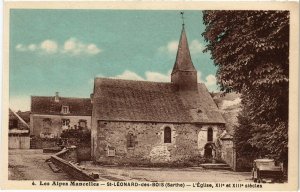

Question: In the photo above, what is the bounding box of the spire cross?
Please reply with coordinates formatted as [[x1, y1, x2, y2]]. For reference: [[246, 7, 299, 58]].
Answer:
[[180, 11, 185, 26]]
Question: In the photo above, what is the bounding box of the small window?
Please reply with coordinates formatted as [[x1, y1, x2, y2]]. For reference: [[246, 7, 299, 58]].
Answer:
[[78, 119, 87, 128], [127, 133, 135, 148], [61, 106, 69, 114], [62, 119, 70, 126], [43, 118, 52, 133], [43, 118, 51, 128], [107, 148, 116, 157], [207, 127, 213, 142], [164, 127, 171, 143]]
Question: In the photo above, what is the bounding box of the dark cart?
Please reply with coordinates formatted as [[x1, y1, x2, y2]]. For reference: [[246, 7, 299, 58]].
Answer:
[[252, 159, 283, 183]]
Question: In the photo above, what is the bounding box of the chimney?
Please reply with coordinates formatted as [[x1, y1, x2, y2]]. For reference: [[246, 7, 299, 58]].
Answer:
[[90, 93, 94, 103], [55, 92, 59, 102]]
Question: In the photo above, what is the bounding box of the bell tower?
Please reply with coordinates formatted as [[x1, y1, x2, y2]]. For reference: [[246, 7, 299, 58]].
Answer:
[[171, 18, 198, 91]]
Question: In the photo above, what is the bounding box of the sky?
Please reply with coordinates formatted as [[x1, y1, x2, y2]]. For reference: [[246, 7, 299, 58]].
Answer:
[[9, 9, 219, 111]]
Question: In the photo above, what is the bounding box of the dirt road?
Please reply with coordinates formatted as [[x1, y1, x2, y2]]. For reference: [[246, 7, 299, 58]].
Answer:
[[8, 149, 252, 182], [8, 149, 71, 181]]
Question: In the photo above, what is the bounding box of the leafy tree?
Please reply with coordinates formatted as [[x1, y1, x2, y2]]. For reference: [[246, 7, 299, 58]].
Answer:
[[202, 11, 289, 162], [234, 107, 257, 157]]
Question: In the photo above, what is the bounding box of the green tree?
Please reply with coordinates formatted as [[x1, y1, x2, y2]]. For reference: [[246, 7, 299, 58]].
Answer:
[[202, 11, 289, 162]]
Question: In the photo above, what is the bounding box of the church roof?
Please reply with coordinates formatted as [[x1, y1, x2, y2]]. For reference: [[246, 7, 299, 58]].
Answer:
[[172, 26, 196, 74], [93, 78, 225, 124], [31, 96, 92, 116]]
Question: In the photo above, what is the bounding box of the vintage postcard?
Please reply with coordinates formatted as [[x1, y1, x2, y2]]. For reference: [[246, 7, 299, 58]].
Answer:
[[1, 1, 299, 191]]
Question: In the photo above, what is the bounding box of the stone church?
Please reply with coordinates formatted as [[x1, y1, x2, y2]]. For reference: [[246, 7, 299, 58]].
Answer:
[[91, 26, 228, 165]]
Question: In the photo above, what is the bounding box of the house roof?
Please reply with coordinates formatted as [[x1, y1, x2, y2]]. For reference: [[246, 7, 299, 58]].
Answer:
[[9, 108, 30, 128], [93, 78, 225, 124], [219, 130, 233, 140], [172, 26, 196, 74], [31, 96, 92, 116]]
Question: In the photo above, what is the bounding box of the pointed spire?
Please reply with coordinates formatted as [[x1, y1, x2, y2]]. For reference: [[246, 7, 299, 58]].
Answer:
[[171, 18, 198, 91], [172, 25, 196, 74]]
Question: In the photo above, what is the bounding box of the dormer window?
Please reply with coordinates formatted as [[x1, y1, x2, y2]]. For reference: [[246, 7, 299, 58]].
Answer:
[[61, 106, 70, 114]]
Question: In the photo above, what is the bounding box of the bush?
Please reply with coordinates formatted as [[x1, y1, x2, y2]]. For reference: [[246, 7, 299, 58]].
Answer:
[[59, 128, 91, 147]]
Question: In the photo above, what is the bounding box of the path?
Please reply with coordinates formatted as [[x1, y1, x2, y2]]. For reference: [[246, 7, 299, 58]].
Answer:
[[8, 149, 71, 181], [80, 162, 252, 182]]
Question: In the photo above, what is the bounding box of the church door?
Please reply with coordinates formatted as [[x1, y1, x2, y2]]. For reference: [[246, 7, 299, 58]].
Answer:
[[204, 143, 213, 158]]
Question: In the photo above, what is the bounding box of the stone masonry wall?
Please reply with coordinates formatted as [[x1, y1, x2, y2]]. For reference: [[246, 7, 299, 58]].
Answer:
[[219, 139, 234, 168], [92, 121, 223, 164]]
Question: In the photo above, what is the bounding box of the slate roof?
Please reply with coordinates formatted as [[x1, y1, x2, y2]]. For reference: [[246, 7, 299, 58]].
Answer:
[[172, 26, 196, 74], [31, 96, 92, 116], [93, 78, 225, 124]]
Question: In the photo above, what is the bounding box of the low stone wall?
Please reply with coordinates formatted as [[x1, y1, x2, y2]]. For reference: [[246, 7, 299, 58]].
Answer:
[[218, 139, 236, 170], [50, 149, 95, 181], [32, 139, 57, 149], [58, 148, 78, 162], [9, 136, 30, 149], [77, 146, 91, 161]]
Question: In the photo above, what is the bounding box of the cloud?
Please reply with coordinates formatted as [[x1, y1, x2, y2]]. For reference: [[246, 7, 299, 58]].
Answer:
[[28, 44, 37, 51], [87, 44, 101, 55], [15, 44, 27, 52], [9, 95, 31, 111], [196, 72, 218, 92], [15, 38, 102, 56], [63, 38, 101, 55], [93, 70, 171, 83], [158, 39, 204, 55], [40, 40, 58, 54], [205, 74, 217, 86], [190, 40, 204, 54], [158, 41, 178, 54], [145, 71, 170, 82], [199, 74, 218, 92], [114, 70, 144, 81]]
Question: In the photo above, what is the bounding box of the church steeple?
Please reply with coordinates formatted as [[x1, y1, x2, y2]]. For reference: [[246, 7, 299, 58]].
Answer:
[[171, 21, 198, 91], [172, 26, 196, 73]]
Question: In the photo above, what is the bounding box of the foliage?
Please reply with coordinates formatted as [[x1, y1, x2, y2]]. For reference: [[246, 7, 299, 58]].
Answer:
[[234, 109, 258, 156], [202, 11, 289, 161], [60, 128, 91, 143]]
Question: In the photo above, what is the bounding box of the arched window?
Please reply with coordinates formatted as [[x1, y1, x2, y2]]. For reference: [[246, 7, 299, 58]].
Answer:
[[207, 127, 213, 142], [164, 127, 171, 143]]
